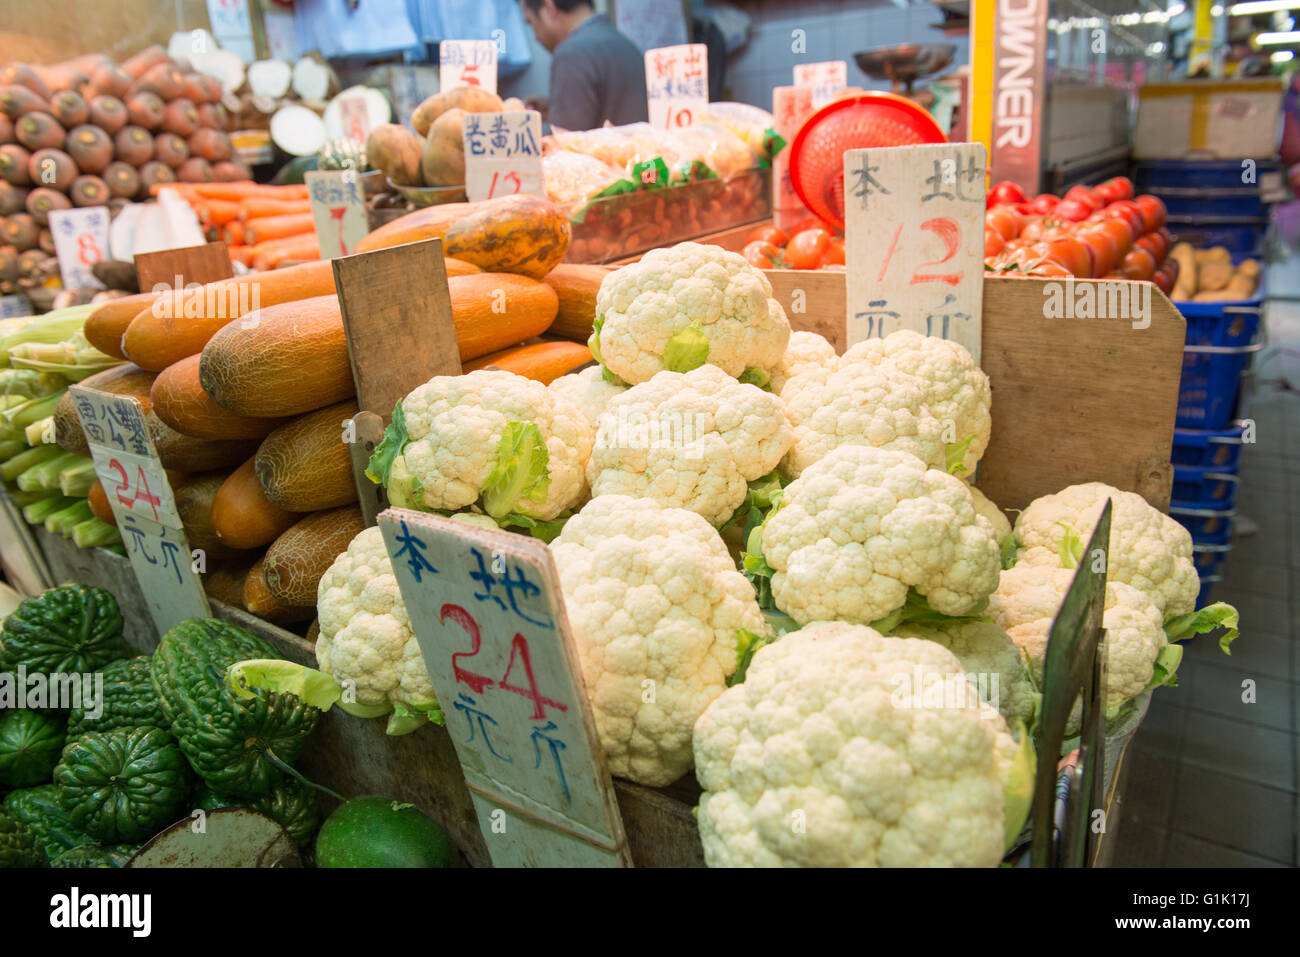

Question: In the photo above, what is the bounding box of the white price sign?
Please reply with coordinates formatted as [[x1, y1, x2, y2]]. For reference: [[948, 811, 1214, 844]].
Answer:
[[336, 94, 372, 144], [305, 170, 369, 260], [379, 510, 630, 867], [440, 40, 498, 95], [68, 385, 210, 633], [644, 43, 708, 129], [771, 86, 814, 230], [793, 60, 848, 109], [48, 207, 109, 291], [462, 110, 543, 203], [843, 143, 987, 361], [205, 0, 255, 63]]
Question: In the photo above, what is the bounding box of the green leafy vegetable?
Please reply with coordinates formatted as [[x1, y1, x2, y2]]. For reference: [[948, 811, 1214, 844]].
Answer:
[[738, 366, 771, 389], [1143, 642, 1184, 692], [728, 629, 772, 687], [1164, 601, 1239, 654], [1000, 534, 1020, 571], [1001, 722, 1035, 852], [870, 590, 990, 636], [366, 400, 408, 487], [481, 420, 550, 520], [945, 434, 976, 475]]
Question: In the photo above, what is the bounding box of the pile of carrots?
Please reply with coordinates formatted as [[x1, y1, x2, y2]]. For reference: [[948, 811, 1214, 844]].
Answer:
[[152, 181, 321, 270]]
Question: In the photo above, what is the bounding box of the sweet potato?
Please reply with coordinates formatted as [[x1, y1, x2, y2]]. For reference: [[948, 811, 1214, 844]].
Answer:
[[65, 125, 113, 175]]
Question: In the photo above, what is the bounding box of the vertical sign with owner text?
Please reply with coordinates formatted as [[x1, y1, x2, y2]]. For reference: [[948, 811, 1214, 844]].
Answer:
[[843, 143, 986, 361], [793, 60, 848, 109], [440, 40, 498, 94], [644, 43, 708, 129], [306, 171, 368, 259], [462, 110, 544, 202], [48, 207, 109, 291], [69, 386, 210, 633], [991, 0, 1048, 196], [379, 509, 630, 867]]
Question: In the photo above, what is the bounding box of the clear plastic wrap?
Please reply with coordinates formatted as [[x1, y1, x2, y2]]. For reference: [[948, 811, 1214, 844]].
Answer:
[[699, 102, 776, 159], [542, 150, 634, 214], [664, 122, 758, 180]]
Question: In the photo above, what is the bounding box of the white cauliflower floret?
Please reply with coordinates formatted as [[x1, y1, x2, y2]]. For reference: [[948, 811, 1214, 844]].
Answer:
[[840, 330, 992, 476], [315, 526, 437, 719], [591, 241, 791, 385], [693, 621, 1026, 867], [768, 330, 837, 394], [1013, 482, 1198, 617], [373, 369, 592, 521], [988, 562, 1173, 722], [893, 620, 1039, 733], [587, 364, 793, 526], [758, 445, 1001, 626], [967, 485, 1012, 545], [551, 495, 770, 786], [547, 365, 627, 433]]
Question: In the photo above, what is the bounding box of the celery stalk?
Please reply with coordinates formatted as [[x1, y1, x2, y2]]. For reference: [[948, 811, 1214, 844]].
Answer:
[[46, 499, 93, 536], [1, 444, 63, 482], [72, 517, 120, 549], [0, 439, 27, 461], [58, 457, 97, 497], [24, 417, 53, 446], [6, 487, 55, 507], [23, 494, 75, 524], [3, 393, 62, 430], [17, 452, 83, 492]]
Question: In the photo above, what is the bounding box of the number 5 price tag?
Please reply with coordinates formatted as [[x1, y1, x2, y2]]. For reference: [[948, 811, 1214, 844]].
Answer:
[[48, 207, 110, 290], [462, 110, 543, 203], [68, 385, 210, 634], [843, 143, 987, 362], [644, 43, 708, 129], [440, 39, 498, 94], [305, 170, 369, 259], [379, 509, 631, 867]]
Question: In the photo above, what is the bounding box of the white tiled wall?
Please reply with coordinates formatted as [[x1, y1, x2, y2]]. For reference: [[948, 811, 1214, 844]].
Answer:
[[724, 0, 969, 111]]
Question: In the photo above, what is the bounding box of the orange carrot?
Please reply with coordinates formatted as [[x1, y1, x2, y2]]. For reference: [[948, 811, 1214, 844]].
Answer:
[[226, 244, 254, 265], [238, 197, 312, 220], [244, 213, 316, 245], [192, 182, 310, 201], [200, 198, 240, 225], [223, 220, 245, 246], [251, 234, 320, 270]]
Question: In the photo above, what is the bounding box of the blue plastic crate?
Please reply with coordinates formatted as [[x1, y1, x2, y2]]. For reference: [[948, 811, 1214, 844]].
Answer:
[[1195, 575, 1221, 610], [1148, 188, 1266, 219], [1169, 505, 1234, 545], [1167, 218, 1267, 259], [1135, 159, 1280, 191], [1193, 544, 1230, 579], [1172, 466, 1240, 509], [1176, 304, 1261, 429], [1171, 423, 1247, 467]]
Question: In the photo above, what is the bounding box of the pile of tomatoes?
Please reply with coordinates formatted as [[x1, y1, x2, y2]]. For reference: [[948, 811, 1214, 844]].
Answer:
[[984, 177, 1180, 294], [741, 220, 846, 271]]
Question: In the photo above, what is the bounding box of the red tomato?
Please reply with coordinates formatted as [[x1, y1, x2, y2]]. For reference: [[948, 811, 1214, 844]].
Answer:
[[1118, 246, 1156, 281], [824, 237, 845, 266], [1163, 256, 1180, 289], [987, 180, 1028, 207], [742, 240, 780, 269], [1093, 176, 1135, 205], [784, 228, 831, 269], [1040, 236, 1092, 277], [1055, 198, 1092, 222], [985, 228, 1006, 258], [1152, 263, 1173, 295], [1134, 229, 1170, 264], [1135, 195, 1167, 232], [1077, 225, 1119, 277], [1089, 218, 1133, 267], [1030, 193, 1060, 214], [1064, 184, 1103, 211], [985, 206, 1024, 241], [785, 215, 834, 237], [747, 224, 788, 247], [1104, 200, 1146, 242]]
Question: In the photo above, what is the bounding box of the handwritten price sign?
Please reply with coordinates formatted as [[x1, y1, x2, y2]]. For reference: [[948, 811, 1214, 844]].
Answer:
[[305, 171, 368, 259], [793, 60, 848, 109], [462, 110, 543, 203], [771, 86, 814, 230], [644, 43, 708, 129], [68, 385, 210, 632], [440, 40, 498, 95], [48, 207, 109, 291], [336, 94, 371, 144], [379, 510, 630, 867], [843, 143, 987, 361]]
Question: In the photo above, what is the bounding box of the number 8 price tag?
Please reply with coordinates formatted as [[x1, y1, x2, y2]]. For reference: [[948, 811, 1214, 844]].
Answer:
[[68, 385, 210, 633], [48, 207, 110, 291], [379, 509, 631, 867]]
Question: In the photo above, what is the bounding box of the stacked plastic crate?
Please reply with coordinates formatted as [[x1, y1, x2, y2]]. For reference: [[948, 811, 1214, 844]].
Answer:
[[1138, 160, 1271, 605]]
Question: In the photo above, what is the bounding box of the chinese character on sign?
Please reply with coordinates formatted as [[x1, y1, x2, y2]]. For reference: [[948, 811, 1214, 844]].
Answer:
[[851, 158, 889, 205], [855, 299, 900, 340], [467, 547, 554, 629], [793, 60, 847, 109], [440, 40, 498, 94], [454, 692, 513, 761], [531, 721, 571, 804], [644, 44, 708, 129], [393, 520, 439, 582], [462, 111, 544, 202]]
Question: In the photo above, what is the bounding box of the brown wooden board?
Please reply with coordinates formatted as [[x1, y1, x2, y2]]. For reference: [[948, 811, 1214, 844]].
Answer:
[[135, 242, 234, 292], [334, 238, 462, 421]]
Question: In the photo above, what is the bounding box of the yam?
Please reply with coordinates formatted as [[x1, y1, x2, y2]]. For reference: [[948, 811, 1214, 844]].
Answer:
[[365, 123, 423, 186], [421, 108, 466, 187], [411, 86, 503, 137]]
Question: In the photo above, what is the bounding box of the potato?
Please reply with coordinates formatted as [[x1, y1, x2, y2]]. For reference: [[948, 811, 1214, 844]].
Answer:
[[1193, 245, 1232, 265], [1236, 258, 1260, 278], [421, 108, 467, 187], [1197, 259, 1232, 292], [366, 123, 424, 186], [411, 86, 502, 137]]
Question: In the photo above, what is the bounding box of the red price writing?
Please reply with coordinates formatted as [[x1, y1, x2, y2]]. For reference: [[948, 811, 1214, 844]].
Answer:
[[328, 206, 349, 256], [442, 603, 568, 720], [662, 107, 693, 129], [107, 458, 162, 521], [487, 170, 522, 198], [874, 217, 964, 287], [461, 64, 481, 87], [77, 233, 102, 266]]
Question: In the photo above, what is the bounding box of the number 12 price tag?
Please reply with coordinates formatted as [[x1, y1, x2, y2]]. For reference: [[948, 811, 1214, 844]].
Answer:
[[48, 207, 110, 291], [462, 110, 543, 203], [843, 143, 987, 362], [305, 170, 369, 259], [644, 43, 708, 129], [379, 509, 630, 867], [68, 385, 210, 633]]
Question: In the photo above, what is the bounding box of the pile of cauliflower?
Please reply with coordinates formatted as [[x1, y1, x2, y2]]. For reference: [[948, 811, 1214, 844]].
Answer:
[[329, 239, 1237, 868]]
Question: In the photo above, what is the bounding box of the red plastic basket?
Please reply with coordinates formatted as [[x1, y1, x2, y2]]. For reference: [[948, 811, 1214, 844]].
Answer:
[[788, 92, 947, 231]]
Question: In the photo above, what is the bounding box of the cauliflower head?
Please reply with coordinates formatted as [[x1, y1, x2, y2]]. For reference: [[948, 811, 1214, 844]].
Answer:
[[551, 495, 771, 786], [590, 242, 791, 385], [988, 562, 1175, 721], [315, 526, 440, 721], [893, 620, 1039, 733], [768, 330, 837, 394], [368, 370, 592, 522], [548, 365, 627, 432], [840, 331, 992, 476], [693, 621, 1025, 867], [967, 484, 1012, 545], [757, 445, 1002, 626], [1013, 482, 1198, 617], [587, 364, 793, 526], [779, 363, 948, 479]]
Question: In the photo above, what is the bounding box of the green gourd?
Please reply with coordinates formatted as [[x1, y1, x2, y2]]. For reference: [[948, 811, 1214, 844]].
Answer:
[[0, 710, 66, 787], [0, 585, 129, 674]]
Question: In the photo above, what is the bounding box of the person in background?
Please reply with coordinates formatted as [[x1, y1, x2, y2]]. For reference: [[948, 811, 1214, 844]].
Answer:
[[519, 0, 649, 129]]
